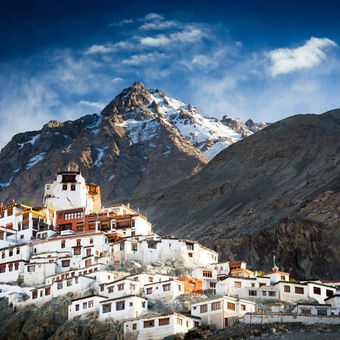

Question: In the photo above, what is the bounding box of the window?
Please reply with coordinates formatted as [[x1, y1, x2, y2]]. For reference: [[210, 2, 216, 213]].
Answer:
[[317, 309, 328, 315], [251, 283, 255, 287], [186, 243, 194, 250], [227, 302, 236, 310], [284, 285, 290, 293], [211, 301, 221, 310], [116, 301, 125, 311], [130, 284, 136, 290], [131, 243, 137, 251], [57, 282, 63, 290], [77, 239, 81, 246], [14, 263, 19, 270], [86, 248, 91, 256], [262, 291, 267, 296], [143, 320, 154, 328], [259, 283, 266, 287], [148, 277, 153, 282], [159, 318, 170, 326], [75, 304, 80, 311], [1, 252, 4, 259], [71, 184, 76, 191], [203, 270, 212, 278], [129, 302, 133, 307], [0, 265, 5, 273], [118, 283, 124, 291], [67, 280, 72, 287], [89, 222, 96, 230], [313, 287, 321, 295], [28, 265, 35, 272], [235, 281, 242, 288], [9, 250, 13, 257], [61, 240, 65, 248], [83, 302, 87, 309], [59, 213, 63, 219], [32, 290, 38, 299], [108, 286, 114, 293], [45, 287, 51, 295], [146, 287, 153, 295], [163, 284, 171, 291], [120, 242, 125, 250], [281, 275, 286, 280], [16, 248, 20, 255], [148, 241, 157, 249], [62, 260, 70, 267], [132, 323, 137, 330], [90, 238, 93, 244], [269, 291, 276, 297], [326, 289, 333, 297], [295, 287, 304, 294], [177, 318, 183, 326], [102, 303, 111, 313], [200, 304, 207, 313], [188, 253, 193, 257], [241, 304, 246, 311], [301, 309, 311, 314], [74, 247, 81, 255], [178, 284, 182, 291], [88, 300, 93, 308], [249, 290, 257, 296], [62, 184, 67, 190]]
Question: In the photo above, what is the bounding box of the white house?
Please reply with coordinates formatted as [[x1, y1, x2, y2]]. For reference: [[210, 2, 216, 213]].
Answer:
[[191, 267, 218, 292], [111, 236, 218, 269], [68, 294, 107, 319], [216, 276, 271, 298], [293, 303, 332, 316], [124, 312, 200, 340], [102, 278, 143, 298], [263, 270, 290, 284], [143, 280, 185, 301], [99, 295, 148, 321], [191, 296, 256, 329], [273, 281, 336, 303], [324, 295, 340, 315], [44, 171, 96, 213]]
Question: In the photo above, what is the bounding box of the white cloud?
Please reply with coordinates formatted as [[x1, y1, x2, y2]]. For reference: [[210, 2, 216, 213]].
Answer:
[[112, 77, 124, 83], [78, 100, 104, 110], [144, 13, 164, 21], [84, 41, 134, 55], [139, 20, 178, 31], [85, 44, 115, 55], [266, 37, 337, 76], [122, 53, 166, 66], [109, 18, 133, 27], [140, 27, 205, 47]]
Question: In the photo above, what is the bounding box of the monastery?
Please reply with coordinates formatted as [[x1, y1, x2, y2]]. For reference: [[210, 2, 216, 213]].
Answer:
[[0, 171, 339, 339]]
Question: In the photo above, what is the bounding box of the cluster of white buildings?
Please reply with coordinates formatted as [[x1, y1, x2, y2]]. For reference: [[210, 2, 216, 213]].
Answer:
[[0, 171, 339, 339]]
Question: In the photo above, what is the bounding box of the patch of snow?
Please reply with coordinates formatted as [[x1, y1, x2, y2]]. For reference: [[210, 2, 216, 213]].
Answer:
[[17, 133, 41, 149], [118, 119, 159, 144], [0, 176, 13, 188], [203, 141, 230, 160], [86, 114, 102, 135], [95, 147, 108, 167], [108, 174, 115, 181], [26, 152, 46, 169], [162, 145, 171, 157]]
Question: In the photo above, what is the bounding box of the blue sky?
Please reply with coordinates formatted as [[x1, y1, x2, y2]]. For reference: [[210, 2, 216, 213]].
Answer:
[[0, 0, 339, 148]]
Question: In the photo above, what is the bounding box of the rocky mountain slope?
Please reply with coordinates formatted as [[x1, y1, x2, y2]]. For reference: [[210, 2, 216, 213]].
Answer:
[[0, 81, 262, 205], [131, 109, 340, 280]]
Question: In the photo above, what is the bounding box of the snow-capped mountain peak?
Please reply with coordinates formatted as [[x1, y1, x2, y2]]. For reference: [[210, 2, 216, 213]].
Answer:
[[102, 81, 266, 160]]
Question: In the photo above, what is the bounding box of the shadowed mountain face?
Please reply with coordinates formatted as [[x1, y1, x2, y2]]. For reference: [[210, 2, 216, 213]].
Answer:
[[0, 81, 258, 206], [131, 109, 340, 279]]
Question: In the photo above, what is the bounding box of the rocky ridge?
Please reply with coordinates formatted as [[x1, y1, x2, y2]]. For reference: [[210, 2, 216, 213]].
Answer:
[[0, 81, 264, 206]]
